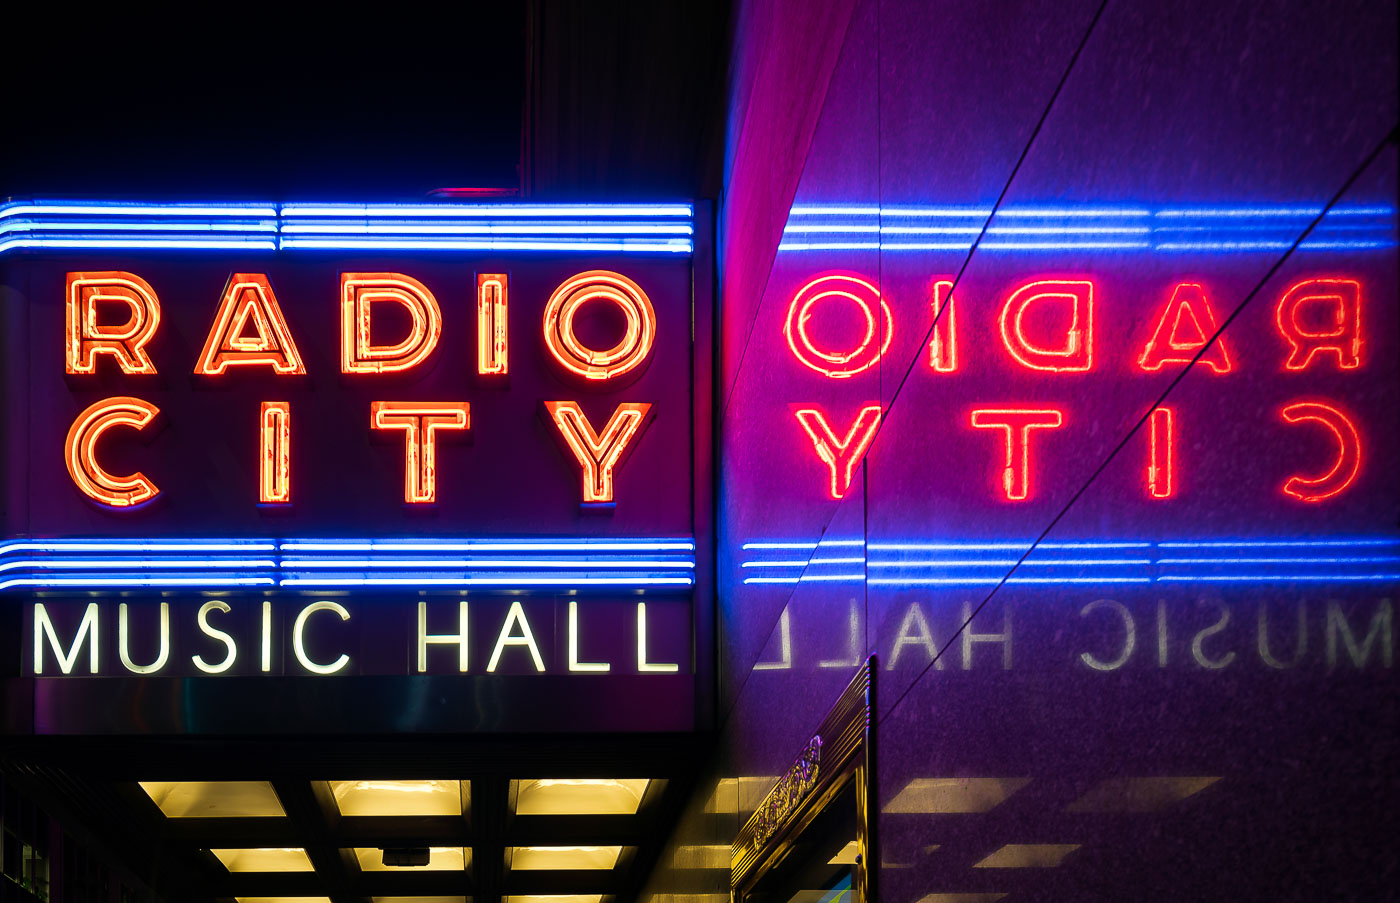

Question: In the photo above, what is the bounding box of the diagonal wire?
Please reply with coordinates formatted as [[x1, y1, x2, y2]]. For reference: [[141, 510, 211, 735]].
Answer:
[[719, 0, 1112, 724], [877, 123, 1400, 725]]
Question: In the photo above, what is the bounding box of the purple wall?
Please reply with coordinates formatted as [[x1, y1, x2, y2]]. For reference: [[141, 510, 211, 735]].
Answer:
[[645, 0, 1398, 900]]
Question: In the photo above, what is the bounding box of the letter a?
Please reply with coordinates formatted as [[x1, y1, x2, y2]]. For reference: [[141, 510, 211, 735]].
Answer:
[[1137, 283, 1232, 373], [196, 274, 306, 375]]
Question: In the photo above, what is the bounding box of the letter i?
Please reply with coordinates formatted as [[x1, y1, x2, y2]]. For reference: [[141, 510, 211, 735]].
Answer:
[[1148, 406, 1175, 498]]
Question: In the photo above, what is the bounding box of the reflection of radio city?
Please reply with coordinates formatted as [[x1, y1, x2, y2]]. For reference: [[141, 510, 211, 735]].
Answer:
[[751, 598, 1393, 673], [783, 274, 1370, 500], [61, 270, 659, 508]]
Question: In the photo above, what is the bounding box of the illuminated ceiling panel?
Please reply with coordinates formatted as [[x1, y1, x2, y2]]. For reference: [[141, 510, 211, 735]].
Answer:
[[504, 897, 603, 903], [211, 848, 314, 872], [883, 778, 1030, 814], [354, 847, 470, 872], [829, 841, 859, 865], [371, 898, 469, 903], [139, 781, 285, 818], [235, 898, 333, 903], [1066, 776, 1220, 812], [973, 844, 1080, 868], [330, 780, 464, 817], [515, 779, 650, 815], [510, 846, 623, 870]]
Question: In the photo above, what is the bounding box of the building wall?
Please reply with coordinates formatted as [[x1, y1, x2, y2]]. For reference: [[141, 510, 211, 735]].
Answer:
[[645, 0, 1398, 900]]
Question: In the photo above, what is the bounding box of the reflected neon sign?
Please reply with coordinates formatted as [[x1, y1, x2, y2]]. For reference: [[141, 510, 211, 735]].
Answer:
[[783, 272, 1373, 502]]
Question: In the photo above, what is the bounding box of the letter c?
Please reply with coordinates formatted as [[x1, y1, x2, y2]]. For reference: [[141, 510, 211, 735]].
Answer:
[[292, 601, 351, 674], [64, 397, 161, 508], [1280, 401, 1361, 502]]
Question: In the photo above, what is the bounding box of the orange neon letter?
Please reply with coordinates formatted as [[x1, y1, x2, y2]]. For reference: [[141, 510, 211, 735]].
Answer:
[[65, 272, 161, 374], [544, 401, 654, 503], [1147, 406, 1175, 499], [195, 274, 306, 375], [64, 397, 161, 507], [1278, 401, 1361, 502], [793, 405, 882, 499], [784, 274, 893, 378], [543, 270, 656, 380], [928, 279, 957, 372], [478, 273, 509, 375], [969, 408, 1064, 501], [1275, 278, 1362, 371], [370, 401, 470, 503], [1137, 283, 1232, 374], [341, 273, 442, 373], [260, 402, 291, 504], [998, 279, 1093, 372]]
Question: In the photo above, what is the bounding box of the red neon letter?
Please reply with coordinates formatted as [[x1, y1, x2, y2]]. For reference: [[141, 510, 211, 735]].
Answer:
[[998, 279, 1093, 372], [65, 272, 160, 375], [969, 408, 1064, 501], [341, 274, 442, 373], [784, 274, 893, 378], [195, 274, 306, 375], [544, 401, 654, 503], [64, 397, 160, 508], [1147, 406, 1175, 499], [1137, 282, 1232, 374], [478, 273, 509, 375], [1278, 401, 1361, 502], [260, 402, 291, 504], [543, 271, 656, 380], [793, 405, 882, 499], [370, 401, 470, 503], [1275, 278, 1362, 371], [928, 279, 957, 372]]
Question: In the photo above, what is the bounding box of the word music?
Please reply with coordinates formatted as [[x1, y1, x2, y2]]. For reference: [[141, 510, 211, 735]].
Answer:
[[63, 269, 657, 508], [785, 273, 1372, 501]]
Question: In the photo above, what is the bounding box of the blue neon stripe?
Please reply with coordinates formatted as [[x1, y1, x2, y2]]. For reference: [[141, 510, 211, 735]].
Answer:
[[0, 536, 698, 591], [776, 202, 1395, 253], [0, 200, 696, 255], [738, 536, 1400, 587]]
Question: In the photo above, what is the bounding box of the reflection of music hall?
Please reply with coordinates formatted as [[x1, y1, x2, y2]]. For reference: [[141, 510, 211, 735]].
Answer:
[[1, 3, 1396, 902]]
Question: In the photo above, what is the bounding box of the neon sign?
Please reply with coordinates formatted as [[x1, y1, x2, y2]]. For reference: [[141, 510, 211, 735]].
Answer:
[[2, 201, 705, 606], [25, 596, 689, 677], [48, 267, 669, 511]]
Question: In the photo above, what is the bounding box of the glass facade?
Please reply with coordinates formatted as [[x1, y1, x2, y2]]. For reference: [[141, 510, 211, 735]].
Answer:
[[645, 0, 1398, 900]]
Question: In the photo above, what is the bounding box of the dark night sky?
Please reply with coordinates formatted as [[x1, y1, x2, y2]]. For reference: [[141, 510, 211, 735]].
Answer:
[[1, 9, 526, 200]]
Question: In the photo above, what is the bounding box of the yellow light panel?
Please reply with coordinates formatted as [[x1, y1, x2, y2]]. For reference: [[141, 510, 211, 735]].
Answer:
[[371, 898, 468, 903], [883, 778, 1030, 814], [515, 779, 650, 815], [504, 897, 603, 903], [329, 780, 463, 817], [1065, 776, 1220, 812], [211, 848, 314, 872], [672, 844, 729, 869], [702, 777, 777, 814], [139, 781, 285, 818], [973, 844, 1080, 868], [235, 898, 333, 903], [510, 846, 623, 870], [828, 841, 859, 865], [354, 847, 470, 872]]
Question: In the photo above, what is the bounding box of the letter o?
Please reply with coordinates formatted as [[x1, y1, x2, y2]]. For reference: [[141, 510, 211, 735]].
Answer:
[[543, 270, 656, 380], [783, 274, 893, 378]]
